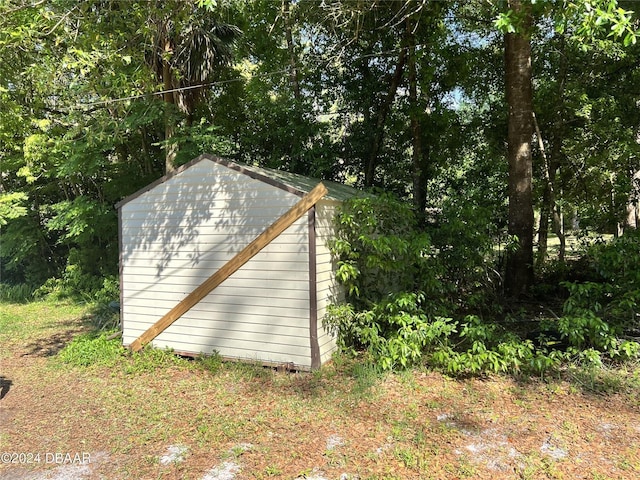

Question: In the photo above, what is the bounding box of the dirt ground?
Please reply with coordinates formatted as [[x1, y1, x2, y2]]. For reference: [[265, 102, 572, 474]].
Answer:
[[1, 304, 640, 480]]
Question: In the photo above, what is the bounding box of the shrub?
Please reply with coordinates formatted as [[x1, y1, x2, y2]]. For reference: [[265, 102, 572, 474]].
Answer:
[[329, 194, 445, 309], [327, 195, 640, 375], [58, 332, 125, 367], [0, 283, 36, 303], [535, 230, 640, 364], [427, 199, 503, 309], [325, 293, 457, 370]]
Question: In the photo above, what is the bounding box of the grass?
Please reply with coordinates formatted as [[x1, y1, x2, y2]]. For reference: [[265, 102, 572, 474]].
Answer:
[[1, 299, 640, 479]]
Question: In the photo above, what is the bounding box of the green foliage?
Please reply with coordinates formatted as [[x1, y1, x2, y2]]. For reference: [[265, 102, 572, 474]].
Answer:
[[328, 195, 500, 372], [0, 283, 36, 303], [0, 192, 27, 226], [428, 199, 504, 309], [58, 332, 125, 368], [329, 194, 444, 308], [328, 196, 640, 374], [197, 351, 224, 374], [560, 231, 640, 326], [429, 316, 544, 376], [34, 260, 115, 301], [124, 346, 191, 374], [572, 0, 637, 48], [535, 232, 640, 365], [325, 294, 457, 370]]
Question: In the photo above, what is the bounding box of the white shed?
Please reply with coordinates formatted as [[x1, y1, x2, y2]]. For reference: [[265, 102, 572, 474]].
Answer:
[[117, 154, 357, 370]]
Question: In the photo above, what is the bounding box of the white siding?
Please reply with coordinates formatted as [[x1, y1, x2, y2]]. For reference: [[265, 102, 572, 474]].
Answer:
[[120, 160, 313, 368], [315, 200, 340, 364]]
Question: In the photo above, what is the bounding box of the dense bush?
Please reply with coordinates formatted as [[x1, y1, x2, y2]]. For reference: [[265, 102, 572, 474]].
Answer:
[[326, 194, 503, 371], [326, 195, 640, 374], [328, 194, 445, 309], [536, 230, 640, 365]]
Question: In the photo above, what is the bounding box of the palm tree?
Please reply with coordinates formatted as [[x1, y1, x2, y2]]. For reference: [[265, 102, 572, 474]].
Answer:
[[146, 2, 241, 173]]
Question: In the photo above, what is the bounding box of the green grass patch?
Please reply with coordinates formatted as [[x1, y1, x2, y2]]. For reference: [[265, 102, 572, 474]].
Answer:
[[123, 346, 193, 374], [57, 331, 125, 367]]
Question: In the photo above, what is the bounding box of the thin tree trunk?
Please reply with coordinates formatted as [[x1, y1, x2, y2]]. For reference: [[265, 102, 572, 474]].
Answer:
[[163, 39, 177, 175], [407, 20, 428, 221], [364, 46, 407, 187], [537, 183, 551, 266], [537, 32, 568, 266], [282, 0, 300, 102], [140, 126, 154, 175], [533, 112, 565, 264], [505, 0, 535, 297], [625, 169, 640, 230]]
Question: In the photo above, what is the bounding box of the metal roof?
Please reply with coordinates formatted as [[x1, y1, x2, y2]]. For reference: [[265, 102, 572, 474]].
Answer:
[[116, 154, 362, 208]]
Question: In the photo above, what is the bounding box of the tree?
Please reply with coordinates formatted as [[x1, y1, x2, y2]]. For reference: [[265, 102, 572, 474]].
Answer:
[[143, 1, 241, 173], [504, 0, 535, 297], [495, 0, 638, 296]]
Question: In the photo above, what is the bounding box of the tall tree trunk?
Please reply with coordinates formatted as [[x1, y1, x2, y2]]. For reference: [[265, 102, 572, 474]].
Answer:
[[163, 39, 177, 174], [364, 46, 407, 187], [407, 20, 428, 221], [537, 180, 551, 265], [505, 0, 534, 297]]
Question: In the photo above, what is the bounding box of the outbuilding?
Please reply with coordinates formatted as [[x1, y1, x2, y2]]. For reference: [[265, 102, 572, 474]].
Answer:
[[117, 154, 358, 370]]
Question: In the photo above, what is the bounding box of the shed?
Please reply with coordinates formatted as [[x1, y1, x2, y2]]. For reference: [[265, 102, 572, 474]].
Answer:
[[117, 154, 358, 370]]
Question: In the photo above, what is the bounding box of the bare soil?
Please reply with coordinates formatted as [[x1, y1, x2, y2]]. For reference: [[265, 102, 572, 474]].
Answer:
[[1, 305, 639, 479]]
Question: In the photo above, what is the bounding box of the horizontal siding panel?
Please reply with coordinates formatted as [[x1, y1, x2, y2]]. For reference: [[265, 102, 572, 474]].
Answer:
[[316, 269, 335, 285], [122, 308, 308, 330], [120, 223, 307, 242], [123, 328, 312, 357], [120, 266, 309, 286], [120, 255, 309, 272], [124, 193, 296, 210], [123, 329, 309, 351], [124, 321, 309, 344], [152, 336, 311, 360], [318, 331, 337, 364], [121, 247, 309, 267], [121, 228, 307, 249], [144, 338, 312, 368], [119, 236, 308, 251], [120, 239, 307, 257], [165, 324, 307, 343], [120, 203, 304, 227], [121, 267, 309, 284], [316, 258, 334, 269], [133, 177, 293, 197], [121, 275, 310, 295], [122, 296, 308, 320], [128, 176, 286, 192], [318, 333, 335, 350], [122, 289, 309, 311], [121, 263, 308, 281]]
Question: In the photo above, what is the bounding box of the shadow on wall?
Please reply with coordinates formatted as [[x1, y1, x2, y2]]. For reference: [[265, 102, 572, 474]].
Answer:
[[119, 158, 308, 295]]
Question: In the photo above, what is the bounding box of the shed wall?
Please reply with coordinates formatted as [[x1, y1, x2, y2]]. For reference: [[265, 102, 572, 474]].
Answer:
[[315, 200, 340, 364], [120, 161, 313, 367]]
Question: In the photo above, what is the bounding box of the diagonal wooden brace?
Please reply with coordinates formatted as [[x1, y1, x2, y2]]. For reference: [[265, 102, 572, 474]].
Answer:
[[128, 182, 328, 352]]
